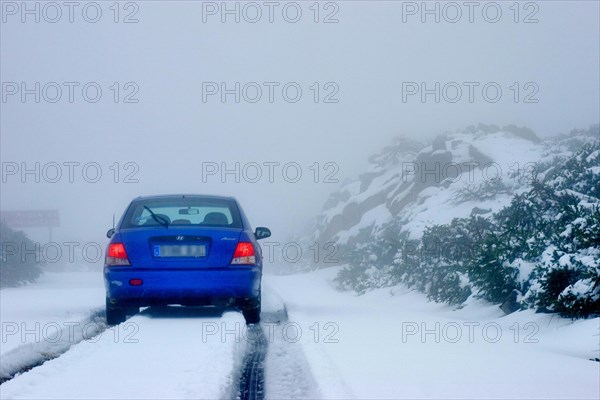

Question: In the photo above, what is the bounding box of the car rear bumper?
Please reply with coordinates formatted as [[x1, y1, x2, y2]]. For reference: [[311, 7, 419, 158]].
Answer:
[[104, 266, 261, 306]]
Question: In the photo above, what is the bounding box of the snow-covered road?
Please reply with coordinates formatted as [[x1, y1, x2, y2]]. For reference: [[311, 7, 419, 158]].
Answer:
[[266, 268, 600, 399], [1, 306, 247, 399], [1, 269, 598, 399], [0, 273, 105, 382]]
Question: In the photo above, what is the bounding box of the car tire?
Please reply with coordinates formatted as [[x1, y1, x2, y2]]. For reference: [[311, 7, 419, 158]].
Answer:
[[106, 298, 127, 325], [242, 293, 261, 325]]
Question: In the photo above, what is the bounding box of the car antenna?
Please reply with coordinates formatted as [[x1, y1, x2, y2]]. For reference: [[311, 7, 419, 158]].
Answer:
[[112, 213, 115, 229]]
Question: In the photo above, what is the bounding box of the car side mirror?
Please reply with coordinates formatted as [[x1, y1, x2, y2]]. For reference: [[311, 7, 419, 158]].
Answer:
[[106, 228, 116, 239], [254, 227, 271, 240]]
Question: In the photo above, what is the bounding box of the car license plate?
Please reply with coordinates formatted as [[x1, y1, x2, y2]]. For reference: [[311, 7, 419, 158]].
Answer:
[[153, 244, 206, 258]]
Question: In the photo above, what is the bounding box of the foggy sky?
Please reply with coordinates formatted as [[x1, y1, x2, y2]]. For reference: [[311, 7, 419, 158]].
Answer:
[[1, 1, 599, 251]]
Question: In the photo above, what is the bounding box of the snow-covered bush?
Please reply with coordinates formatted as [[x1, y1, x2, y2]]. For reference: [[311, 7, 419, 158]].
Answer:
[[400, 219, 479, 304], [335, 139, 600, 318], [521, 142, 600, 317], [525, 247, 599, 318], [0, 222, 43, 288], [453, 177, 510, 203], [335, 223, 402, 293]]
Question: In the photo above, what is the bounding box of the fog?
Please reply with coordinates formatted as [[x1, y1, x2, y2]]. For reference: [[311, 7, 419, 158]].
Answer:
[[1, 1, 599, 250]]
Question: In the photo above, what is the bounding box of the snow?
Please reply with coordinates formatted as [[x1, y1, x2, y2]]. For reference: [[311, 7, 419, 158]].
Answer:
[[1, 309, 246, 399], [401, 190, 512, 240], [264, 268, 600, 399], [510, 258, 536, 284], [1, 269, 598, 399], [560, 224, 573, 238], [0, 272, 104, 353], [320, 183, 361, 226], [0, 272, 247, 399], [563, 279, 595, 298], [317, 129, 552, 245], [0, 272, 105, 379], [558, 254, 573, 267], [572, 217, 588, 228], [334, 204, 392, 245], [416, 186, 443, 202], [468, 132, 544, 175], [264, 321, 321, 399], [351, 168, 402, 205], [585, 150, 599, 163]]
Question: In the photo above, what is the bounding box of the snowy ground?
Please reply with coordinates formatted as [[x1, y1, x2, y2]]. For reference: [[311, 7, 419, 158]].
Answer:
[[1, 271, 248, 398], [0, 272, 105, 380], [264, 268, 600, 399], [1, 269, 598, 399]]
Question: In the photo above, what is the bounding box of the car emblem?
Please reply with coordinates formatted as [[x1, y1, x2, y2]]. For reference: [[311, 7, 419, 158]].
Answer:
[[176, 236, 184, 241]]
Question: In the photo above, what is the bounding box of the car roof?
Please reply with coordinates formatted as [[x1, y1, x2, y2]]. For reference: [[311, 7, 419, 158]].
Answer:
[[133, 194, 237, 202]]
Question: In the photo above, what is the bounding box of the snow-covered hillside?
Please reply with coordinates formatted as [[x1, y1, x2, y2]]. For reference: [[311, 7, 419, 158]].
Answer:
[[297, 124, 600, 318], [315, 124, 597, 247]]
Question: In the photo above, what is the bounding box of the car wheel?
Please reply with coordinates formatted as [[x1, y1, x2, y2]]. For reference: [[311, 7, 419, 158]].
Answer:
[[242, 293, 261, 324], [105, 298, 127, 325]]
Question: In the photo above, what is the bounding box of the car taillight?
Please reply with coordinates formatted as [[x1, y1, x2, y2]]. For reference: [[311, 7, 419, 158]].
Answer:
[[230, 242, 256, 265], [105, 243, 131, 266]]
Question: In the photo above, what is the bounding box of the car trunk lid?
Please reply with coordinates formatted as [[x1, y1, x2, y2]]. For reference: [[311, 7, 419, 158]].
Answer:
[[120, 227, 242, 268]]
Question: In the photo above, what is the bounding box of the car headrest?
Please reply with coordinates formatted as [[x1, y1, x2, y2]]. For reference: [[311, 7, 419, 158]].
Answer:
[[202, 212, 229, 226]]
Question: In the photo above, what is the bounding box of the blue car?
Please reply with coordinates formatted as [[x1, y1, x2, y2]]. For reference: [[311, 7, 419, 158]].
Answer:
[[103, 194, 271, 325]]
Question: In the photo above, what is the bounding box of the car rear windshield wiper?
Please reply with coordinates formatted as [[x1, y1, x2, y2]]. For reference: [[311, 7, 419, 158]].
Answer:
[[144, 205, 169, 228]]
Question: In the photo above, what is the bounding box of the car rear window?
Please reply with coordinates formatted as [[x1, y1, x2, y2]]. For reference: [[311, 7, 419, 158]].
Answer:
[[121, 197, 243, 229]]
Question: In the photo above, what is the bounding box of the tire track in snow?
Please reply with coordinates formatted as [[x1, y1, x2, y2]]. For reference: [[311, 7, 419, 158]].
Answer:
[[235, 289, 321, 400], [236, 324, 268, 400], [263, 318, 322, 399], [234, 302, 288, 400], [0, 309, 107, 384]]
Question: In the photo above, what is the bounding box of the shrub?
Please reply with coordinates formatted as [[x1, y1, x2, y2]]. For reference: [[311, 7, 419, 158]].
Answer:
[[0, 222, 43, 288]]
